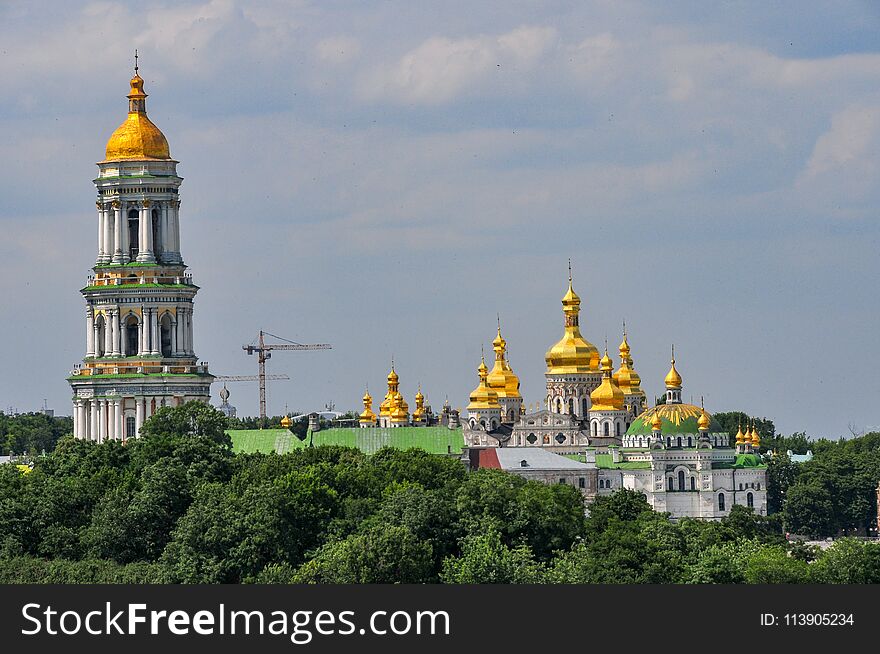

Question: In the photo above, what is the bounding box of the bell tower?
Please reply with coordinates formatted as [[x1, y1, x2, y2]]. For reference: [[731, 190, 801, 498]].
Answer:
[[68, 61, 213, 441]]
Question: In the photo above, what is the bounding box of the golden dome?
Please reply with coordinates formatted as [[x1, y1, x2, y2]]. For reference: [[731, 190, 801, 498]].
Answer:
[[735, 425, 745, 444], [651, 413, 663, 431], [487, 322, 522, 398], [589, 349, 625, 411], [104, 74, 171, 161], [468, 356, 500, 410], [665, 348, 683, 389], [697, 410, 710, 431], [545, 272, 600, 374], [379, 362, 408, 420], [412, 385, 427, 421], [360, 388, 376, 424], [280, 415, 292, 429], [613, 327, 645, 399], [750, 426, 761, 447]]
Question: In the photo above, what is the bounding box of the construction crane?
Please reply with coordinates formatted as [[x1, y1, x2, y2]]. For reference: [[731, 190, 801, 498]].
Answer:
[[214, 374, 290, 383], [243, 330, 332, 422]]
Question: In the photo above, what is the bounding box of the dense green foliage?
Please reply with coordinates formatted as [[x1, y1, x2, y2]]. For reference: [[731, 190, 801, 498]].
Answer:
[[1, 403, 878, 583], [0, 412, 73, 455]]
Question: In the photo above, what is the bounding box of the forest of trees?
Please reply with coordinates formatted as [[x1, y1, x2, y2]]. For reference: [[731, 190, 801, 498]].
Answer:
[[0, 402, 878, 584], [0, 412, 73, 456]]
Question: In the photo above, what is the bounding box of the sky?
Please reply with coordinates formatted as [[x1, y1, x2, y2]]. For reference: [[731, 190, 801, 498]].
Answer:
[[1, 1, 879, 438]]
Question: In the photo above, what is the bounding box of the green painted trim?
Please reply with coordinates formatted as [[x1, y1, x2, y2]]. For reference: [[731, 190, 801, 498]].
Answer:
[[67, 372, 213, 380], [82, 283, 195, 292]]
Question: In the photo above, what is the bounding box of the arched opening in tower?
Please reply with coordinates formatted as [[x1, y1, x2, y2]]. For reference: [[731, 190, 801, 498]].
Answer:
[[95, 314, 106, 357], [125, 315, 139, 356], [152, 209, 162, 259], [127, 209, 139, 260], [160, 313, 173, 358]]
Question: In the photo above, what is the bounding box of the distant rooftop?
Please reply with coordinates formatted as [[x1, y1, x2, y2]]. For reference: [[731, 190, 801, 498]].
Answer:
[[227, 426, 464, 456]]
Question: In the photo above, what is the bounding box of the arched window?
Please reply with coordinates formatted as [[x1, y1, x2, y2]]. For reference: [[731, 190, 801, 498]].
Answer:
[[603, 422, 610, 436], [592, 422, 597, 436], [568, 398, 574, 414], [582, 398, 588, 415], [687, 436, 692, 447], [124, 315, 139, 356], [556, 398, 563, 413], [676, 436, 682, 447], [667, 477, 673, 491], [615, 422, 621, 437], [152, 208, 162, 258], [690, 477, 695, 491], [678, 470, 685, 491], [128, 209, 139, 259], [125, 416, 136, 439], [718, 493, 725, 511], [756, 483, 761, 490], [160, 313, 173, 357], [666, 436, 671, 447], [95, 314, 106, 357], [747, 492, 754, 508]]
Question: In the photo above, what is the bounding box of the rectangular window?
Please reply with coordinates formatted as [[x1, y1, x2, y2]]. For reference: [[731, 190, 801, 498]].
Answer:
[[125, 416, 136, 438], [559, 478, 566, 484], [579, 477, 586, 489]]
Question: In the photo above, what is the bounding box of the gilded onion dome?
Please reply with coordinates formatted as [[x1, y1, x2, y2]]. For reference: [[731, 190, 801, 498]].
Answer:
[[545, 268, 600, 374], [487, 321, 521, 398], [359, 389, 376, 424], [735, 424, 745, 444], [613, 325, 645, 397], [412, 385, 427, 421], [750, 426, 761, 448], [468, 356, 500, 410], [280, 415, 292, 429], [379, 363, 408, 418], [589, 349, 625, 411], [651, 413, 663, 431], [665, 349, 683, 389], [698, 409, 710, 432], [104, 70, 171, 161]]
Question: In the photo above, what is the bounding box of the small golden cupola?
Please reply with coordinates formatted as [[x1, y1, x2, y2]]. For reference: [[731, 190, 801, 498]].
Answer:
[[651, 412, 663, 432], [412, 385, 427, 423], [104, 57, 171, 162], [613, 322, 646, 404], [545, 265, 600, 374], [697, 398, 710, 432], [664, 346, 683, 404], [359, 388, 377, 426], [589, 347, 625, 411], [468, 355, 500, 410], [750, 425, 761, 449], [487, 319, 521, 398], [735, 423, 746, 445], [379, 362, 409, 422]]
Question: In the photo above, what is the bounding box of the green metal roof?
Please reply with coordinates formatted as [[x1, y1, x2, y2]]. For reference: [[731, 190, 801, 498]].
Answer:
[[594, 453, 651, 469], [227, 426, 465, 456], [713, 453, 766, 469]]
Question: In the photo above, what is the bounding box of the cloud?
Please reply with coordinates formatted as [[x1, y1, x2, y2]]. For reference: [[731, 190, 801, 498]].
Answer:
[[358, 25, 556, 104]]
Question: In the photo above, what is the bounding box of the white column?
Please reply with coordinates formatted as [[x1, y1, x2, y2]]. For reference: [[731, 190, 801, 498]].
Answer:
[[97, 400, 106, 443], [89, 401, 98, 442], [73, 400, 81, 438], [137, 201, 156, 263], [112, 310, 121, 356], [170, 200, 181, 262], [151, 310, 160, 355], [135, 397, 144, 436], [103, 313, 112, 356], [86, 308, 95, 357], [96, 203, 106, 264], [171, 318, 179, 355], [112, 202, 125, 264], [103, 205, 113, 265], [112, 400, 121, 440], [160, 203, 170, 263]]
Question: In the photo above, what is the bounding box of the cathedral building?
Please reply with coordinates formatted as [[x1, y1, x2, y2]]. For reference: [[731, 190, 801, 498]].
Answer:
[[462, 270, 768, 519], [359, 363, 436, 428], [68, 65, 213, 441]]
